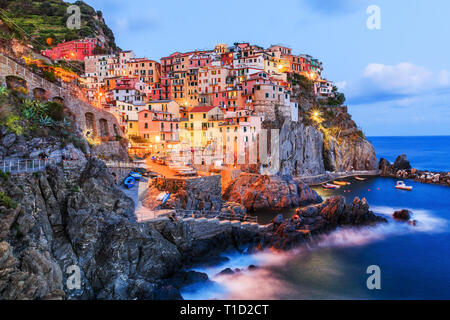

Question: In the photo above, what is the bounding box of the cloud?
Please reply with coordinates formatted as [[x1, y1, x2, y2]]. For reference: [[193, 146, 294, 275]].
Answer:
[[347, 62, 450, 105], [363, 63, 433, 95]]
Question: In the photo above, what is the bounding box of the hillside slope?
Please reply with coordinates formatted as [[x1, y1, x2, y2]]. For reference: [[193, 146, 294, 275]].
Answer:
[[260, 76, 378, 177], [0, 0, 118, 53]]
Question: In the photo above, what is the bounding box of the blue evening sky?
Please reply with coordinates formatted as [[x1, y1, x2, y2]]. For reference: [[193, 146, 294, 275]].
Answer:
[[85, 0, 450, 136]]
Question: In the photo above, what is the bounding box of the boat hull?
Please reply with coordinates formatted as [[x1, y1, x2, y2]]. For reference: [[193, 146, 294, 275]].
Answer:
[[333, 181, 350, 186], [124, 177, 136, 189], [395, 186, 413, 191]]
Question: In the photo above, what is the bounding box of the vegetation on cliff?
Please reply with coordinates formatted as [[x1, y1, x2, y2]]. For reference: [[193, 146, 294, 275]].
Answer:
[[0, 82, 87, 153], [0, 0, 118, 53]]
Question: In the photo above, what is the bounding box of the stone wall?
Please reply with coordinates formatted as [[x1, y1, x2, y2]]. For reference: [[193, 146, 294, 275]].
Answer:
[[107, 167, 133, 184], [152, 175, 221, 199], [92, 141, 129, 161], [185, 175, 222, 198], [144, 175, 223, 211], [0, 54, 123, 139]]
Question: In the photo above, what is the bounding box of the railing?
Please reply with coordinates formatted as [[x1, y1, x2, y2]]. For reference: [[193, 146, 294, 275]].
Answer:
[[105, 161, 145, 169], [175, 209, 258, 224], [0, 158, 59, 174], [0, 158, 145, 174]]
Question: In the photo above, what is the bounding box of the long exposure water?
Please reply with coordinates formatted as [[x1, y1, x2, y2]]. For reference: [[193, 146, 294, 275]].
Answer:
[[182, 137, 450, 300]]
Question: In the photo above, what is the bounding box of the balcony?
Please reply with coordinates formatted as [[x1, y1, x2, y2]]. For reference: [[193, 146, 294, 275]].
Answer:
[[153, 117, 179, 122], [160, 129, 177, 133], [208, 115, 224, 121]]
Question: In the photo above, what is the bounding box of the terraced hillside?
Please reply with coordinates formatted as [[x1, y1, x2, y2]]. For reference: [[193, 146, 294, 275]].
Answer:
[[0, 0, 118, 53]]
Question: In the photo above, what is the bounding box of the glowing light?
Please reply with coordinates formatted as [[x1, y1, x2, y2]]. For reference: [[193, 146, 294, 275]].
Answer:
[[310, 109, 323, 124]]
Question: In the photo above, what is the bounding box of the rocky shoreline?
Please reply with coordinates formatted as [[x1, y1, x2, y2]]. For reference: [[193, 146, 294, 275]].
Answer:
[[380, 154, 450, 187], [0, 156, 390, 300]]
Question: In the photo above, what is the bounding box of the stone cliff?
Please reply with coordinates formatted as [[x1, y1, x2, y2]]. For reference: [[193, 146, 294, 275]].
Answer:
[[276, 106, 377, 177], [257, 80, 378, 178], [0, 158, 256, 300]]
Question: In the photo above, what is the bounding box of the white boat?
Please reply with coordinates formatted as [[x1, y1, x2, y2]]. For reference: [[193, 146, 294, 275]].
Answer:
[[156, 192, 169, 201], [322, 183, 341, 189], [395, 181, 413, 191]]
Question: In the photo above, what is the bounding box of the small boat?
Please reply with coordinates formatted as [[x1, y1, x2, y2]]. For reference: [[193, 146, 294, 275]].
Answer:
[[395, 181, 413, 191], [355, 176, 367, 181], [156, 192, 171, 204], [161, 193, 171, 205], [322, 183, 340, 189], [124, 176, 136, 189], [333, 181, 351, 186], [129, 172, 142, 180]]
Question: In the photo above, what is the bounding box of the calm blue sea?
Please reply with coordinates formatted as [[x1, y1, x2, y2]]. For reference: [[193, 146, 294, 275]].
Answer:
[[182, 137, 450, 300], [368, 136, 450, 172]]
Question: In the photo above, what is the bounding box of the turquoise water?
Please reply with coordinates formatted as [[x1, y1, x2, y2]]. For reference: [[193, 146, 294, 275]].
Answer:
[[182, 137, 450, 300], [369, 136, 450, 172]]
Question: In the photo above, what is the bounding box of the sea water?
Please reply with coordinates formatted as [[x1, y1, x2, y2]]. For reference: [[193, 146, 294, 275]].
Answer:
[[182, 137, 450, 300]]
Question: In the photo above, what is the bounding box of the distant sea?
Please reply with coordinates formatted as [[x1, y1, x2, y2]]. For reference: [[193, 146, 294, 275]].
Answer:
[[368, 136, 450, 172], [182, 136, 450, 300]]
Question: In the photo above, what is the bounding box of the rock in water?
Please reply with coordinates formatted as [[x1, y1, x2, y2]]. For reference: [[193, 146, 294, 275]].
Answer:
[[254, 196, 387, 250], [393, 154, 412, 170], [393, 209, 412, 221], [217, 268, 235, 276], [379, 158, 392, 175]]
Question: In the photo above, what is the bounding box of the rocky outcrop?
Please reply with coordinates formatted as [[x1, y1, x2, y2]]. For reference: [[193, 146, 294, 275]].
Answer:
[[253, 196, 387, 250], [264, 102, 378, 178], [0, 159, 186, 300], [393, 209, 412, 221], [0, 125, 128, 162], [393, 154, 412, 170], [0, 157, 261, 300], [223, 174, 322, 212], [380, 155, 450, 187]]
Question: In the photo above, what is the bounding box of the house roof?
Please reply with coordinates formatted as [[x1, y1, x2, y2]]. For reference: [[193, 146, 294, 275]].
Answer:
[[189, 106, 216, 113]]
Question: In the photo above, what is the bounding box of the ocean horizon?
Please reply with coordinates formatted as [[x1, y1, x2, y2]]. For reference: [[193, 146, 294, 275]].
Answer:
[[368, 136, 450, 172]]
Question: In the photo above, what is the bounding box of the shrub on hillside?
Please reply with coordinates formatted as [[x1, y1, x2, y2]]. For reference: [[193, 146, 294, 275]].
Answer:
[[0, 191, 17, 209], [42, 70, 58, 83], [46, 101, 65, 121]]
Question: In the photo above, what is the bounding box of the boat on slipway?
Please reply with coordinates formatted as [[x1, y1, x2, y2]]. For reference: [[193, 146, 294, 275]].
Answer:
[[129, 172, 143, 180], [333, 181, 351, 186], [124, 176, 136, 189], [157, 192, 171, 205], [322, 183, 341, 189]]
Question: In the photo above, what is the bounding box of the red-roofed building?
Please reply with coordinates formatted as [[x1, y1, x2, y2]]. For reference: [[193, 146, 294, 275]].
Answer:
[[41, 38, 103, 61]]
